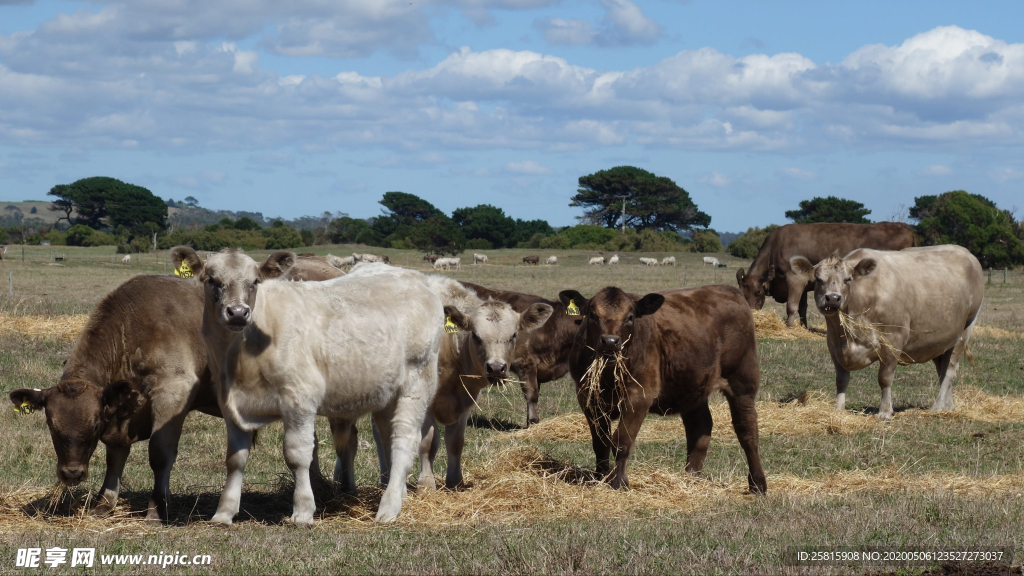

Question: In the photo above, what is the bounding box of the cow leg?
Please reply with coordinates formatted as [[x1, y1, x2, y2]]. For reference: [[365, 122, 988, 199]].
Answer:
[[145, 413, 187, 524], [444, 410, 471, 489], [518, 367, 541, 426], [371, 417, 391, 488], [91, 444, 130, 517], [833, 356, 851, 412], [211, 419, 253, 526], [784, 276, 807, 328], [608, 393, 651, 489], [932, 323, 972, 411], [376, 389, 428, 522], [724, 392, 767, 494], [798, 290, 809, 328], [876, 361, 898, 420], [417, 412, 439, 491], [330, 419, 358, 495], [681, 401, 713, 474], [281, 412, 317, 527]]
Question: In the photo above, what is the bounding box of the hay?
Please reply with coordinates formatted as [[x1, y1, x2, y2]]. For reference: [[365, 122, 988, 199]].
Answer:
[[973, 325, 1023, 339], [0, 312, 88, 341], [751, 309, 823, 340]]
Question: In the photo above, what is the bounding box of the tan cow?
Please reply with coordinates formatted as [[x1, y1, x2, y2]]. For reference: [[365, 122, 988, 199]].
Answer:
[[790, 245, 984, 419]]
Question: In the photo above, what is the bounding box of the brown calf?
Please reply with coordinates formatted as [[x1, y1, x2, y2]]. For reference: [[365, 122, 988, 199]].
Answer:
[[560, 285, 767, 493], [522, 255, 540, 265]]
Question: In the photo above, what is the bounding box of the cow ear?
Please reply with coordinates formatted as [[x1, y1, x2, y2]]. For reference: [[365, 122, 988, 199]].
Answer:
[[635, 293, 665, 318], [558, 290, 587, 316], [443, 306, 471, 331], [789, 256, 814, 279], [260, 251, 296, 280], [765, 264, 776, 282], [10, 388, 50, 413], [735, 268, 746, 283], [519, 303, 553, 333], [853, 258, 877, 278], [170, 246, 203, 278]]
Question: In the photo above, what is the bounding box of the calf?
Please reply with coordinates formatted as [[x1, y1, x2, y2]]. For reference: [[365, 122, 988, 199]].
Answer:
[[473, 253, 489, 264], [661, 256, 676, 266], [433, 257, 452, 270], [703, 257, 719, 267], [200, 254, 441, 525], [589, 256, 605, 265], [462, 282, 582, 425], [639, 257, 658, 266], [560, 285, 766, 494], [608, 254, 619, 265], [7, 247, 344, 523], [121, 254, 131, 264], [546, 256, 558, 265], [523, 255, 540, 265], [790, 245, 984, 419], [449, 257, 461, 270]]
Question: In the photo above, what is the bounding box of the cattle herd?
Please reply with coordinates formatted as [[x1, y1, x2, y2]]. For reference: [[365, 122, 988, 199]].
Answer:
[[9, 222, 987, 526]]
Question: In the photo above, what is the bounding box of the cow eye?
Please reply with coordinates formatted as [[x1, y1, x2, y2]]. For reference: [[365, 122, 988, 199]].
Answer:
[[844, 278, 851, 284], [253, 278, 261, 286], [626, 315, 634, 322]]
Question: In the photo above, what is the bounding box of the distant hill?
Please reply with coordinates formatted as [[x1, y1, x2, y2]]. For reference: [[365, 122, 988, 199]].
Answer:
[[0, 200, 75, 228]]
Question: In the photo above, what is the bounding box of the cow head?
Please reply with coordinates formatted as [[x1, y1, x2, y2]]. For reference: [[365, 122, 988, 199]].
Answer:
[[200, 249, 296, 332], [790, 254, 877, 316], [445, 300, 553, 383], [560, 287, 664, 355], [735, 265, 774, 310], [9, 380, 141, 485]]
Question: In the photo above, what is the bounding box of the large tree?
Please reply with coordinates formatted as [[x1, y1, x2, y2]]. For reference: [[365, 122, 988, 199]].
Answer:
[[47, 176, 166, 231], [785, 196, 871, 224], [910, 190, 1024, 269], [571, 166, 710, 232], [451, 204, 517, 248], [372, 191, 445, 240], [409, 216, 466, 255]]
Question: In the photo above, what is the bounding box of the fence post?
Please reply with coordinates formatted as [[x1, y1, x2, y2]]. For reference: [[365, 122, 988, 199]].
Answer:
[[988, 269, 992, 284], [8, 272, 11, 297]]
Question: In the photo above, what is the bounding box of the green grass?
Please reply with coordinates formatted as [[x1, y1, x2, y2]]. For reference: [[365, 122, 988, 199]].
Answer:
[[1, 245, 1023, 575]]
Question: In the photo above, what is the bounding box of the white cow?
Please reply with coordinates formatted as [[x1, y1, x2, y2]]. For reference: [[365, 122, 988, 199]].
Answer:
[[200, 252, 442, 525], [608, 254, 619, 265], [546, 256, 558, 265], [661, 256, 676, 266], [327, 254, 355, 268], [449, 257, 461, 270], [473, 253, 488, 265], [433, 258, 452, 270], [589, 256, 605, 265], [639, 257, 658, 266], [702, 257, 720, 267]]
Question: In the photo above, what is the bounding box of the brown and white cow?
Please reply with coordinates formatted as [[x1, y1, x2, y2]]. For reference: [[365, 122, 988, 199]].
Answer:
[[560, 285, 767, 494], [736, 222, 915, 328], [8, 247, 344, 524], [462, 282, 581, 426], [790, 245, 984, 419]]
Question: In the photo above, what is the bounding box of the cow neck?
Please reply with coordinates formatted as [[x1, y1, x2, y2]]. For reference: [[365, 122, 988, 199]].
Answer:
[[547, 301, 580, 361], [435, 332, 487, 424], [746, 236, 774, 281], [61, 298, 138, 387]]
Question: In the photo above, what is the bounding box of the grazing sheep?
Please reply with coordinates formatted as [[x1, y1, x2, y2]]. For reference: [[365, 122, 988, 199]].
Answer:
[[702, 257, 720, 267], [608, 254, 619, 265], [546, 256, 558, 265], [589, 256, 605, 265], [121, 254, 131, 264], [474, 253, 488, 264], [661, 256, 676, 266]]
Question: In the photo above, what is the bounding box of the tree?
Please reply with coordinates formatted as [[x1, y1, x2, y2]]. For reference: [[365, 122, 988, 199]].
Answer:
[[184, 196, 199, 207], [510, 219, 554, 246], [571, 166, 711, 232], [910, 191, 1024, 269], [330, 216, 380, 245], [785, 196, 871, 224], [690, 229, 724, 253], [451, 204, 517, 248], [727, 224, 780, 259], [408, 216, 465, 255], [372, 191, 445, 242], [47, 176, 167, 231], [262, 220, 304, 249]]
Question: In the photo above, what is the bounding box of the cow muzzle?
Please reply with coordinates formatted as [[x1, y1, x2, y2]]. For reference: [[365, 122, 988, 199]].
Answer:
[[59, 464, 87, 485], [819, 293, 842, 315], [598, 334, 622, 354], [222, 304, 251, 330], [486, 361, 508, 383]]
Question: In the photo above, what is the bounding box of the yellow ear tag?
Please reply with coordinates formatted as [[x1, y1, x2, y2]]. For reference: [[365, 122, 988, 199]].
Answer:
[[15, 399, 34, 415], [174, 261, 193, 278], [566, 299, 581, 316], [444, 316, 460, 334]]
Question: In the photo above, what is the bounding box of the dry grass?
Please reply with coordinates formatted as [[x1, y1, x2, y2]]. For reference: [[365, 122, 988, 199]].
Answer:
[[751, 309, 824, 340], [974, 325, 1024, 339], [0, 312, 88, 341]]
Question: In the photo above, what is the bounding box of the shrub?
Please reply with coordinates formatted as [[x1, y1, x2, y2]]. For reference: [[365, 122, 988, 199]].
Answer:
[[558, 225, 616, 247], [727, 225, 779, 259], [65, 225, 96, 246], [690, 229, 723, 253], [466, 238, 494, 250]]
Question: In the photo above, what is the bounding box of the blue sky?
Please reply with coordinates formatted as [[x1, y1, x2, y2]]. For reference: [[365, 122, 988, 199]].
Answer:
[[1, 1, 1023, 232]]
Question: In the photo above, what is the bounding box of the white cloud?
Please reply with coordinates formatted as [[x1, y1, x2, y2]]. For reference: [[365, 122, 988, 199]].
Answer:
[[504, 160, 552, 174], [698, 172, 732, 187], [535, 18, 596, 46], [537, 0, 659, 47], [920, 164, 953, 176], [991, 167, 1024, 183], [778, 167, 817, 180]]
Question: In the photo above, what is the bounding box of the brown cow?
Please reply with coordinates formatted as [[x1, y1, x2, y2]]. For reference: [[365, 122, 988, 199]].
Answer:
[[523, 255, 540, 265], [559, 285, 766, 494], [7, 247, 344, 524], [462, 282, 581, 426], [735, 222, 915, 328], [424, 254, 442, 264]]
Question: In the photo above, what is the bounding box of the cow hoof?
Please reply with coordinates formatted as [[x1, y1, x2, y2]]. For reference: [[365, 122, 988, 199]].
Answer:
[[90, 504, 113, 517], [417, 476, 437, 491], [748, 476, 768, 495], [878, 412, 894, 421], [374, 509, 399, 523], [290, 514, 314, 528], [144, 516, 164, 526], [210, 512, 234, 526]]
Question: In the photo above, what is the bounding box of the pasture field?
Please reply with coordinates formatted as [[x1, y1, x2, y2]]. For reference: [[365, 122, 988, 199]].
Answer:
[[1, 245, 1023, 575]]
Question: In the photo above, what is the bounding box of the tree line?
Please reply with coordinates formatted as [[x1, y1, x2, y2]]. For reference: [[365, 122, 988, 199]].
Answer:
[[2, 169, 1022, 268]]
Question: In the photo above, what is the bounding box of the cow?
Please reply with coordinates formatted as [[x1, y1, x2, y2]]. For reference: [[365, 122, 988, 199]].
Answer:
[[790, 245, 984, 420], [703, 257, 719, 267], [199, 253, 442, 525], [0, 245, 7, 259], [639, 257, 658, 266], [735, 222, 915, 328], [353, 253, 390, 264], [523, 256, 540, 265], [462, 282, 582, 426], [328, 254, 356, 268], [121, 254, 131, 264], [433, 257, 452, 270], [473, 253, 488, 265], [662, 256, 676, 266], [559, 285, 766, 494], [589, 256, 605, 265], [546, 256, 558, 265], [449, 257, 461, 270], [7, 247, 345, 524], [608, 254, 619, 265], [424, 254, 442, 264], [410, 277, 553, 489]]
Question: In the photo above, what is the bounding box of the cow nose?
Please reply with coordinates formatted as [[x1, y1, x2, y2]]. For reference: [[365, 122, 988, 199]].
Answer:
[[226, 305, 250, 321], [60, 466, 85, 484], [486, 361, 507, 376], [601, 335, 621, 350], [823, 293, 842, 306]]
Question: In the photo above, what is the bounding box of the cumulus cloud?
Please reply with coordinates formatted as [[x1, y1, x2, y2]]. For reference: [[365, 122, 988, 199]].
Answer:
[[920, 164, 953, 176], [698, 172, 732, 187], [537, 0, 659, 47]]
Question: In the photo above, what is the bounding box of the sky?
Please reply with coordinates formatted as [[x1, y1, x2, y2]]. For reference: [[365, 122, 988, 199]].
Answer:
[[1, 1, 1023, 232]]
